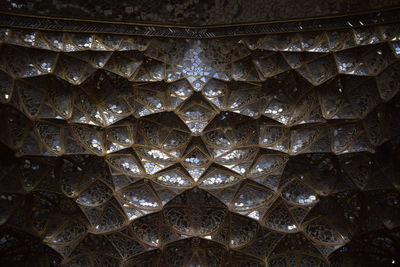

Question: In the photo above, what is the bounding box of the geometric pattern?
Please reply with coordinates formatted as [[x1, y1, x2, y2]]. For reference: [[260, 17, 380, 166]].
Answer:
[[0, 22, 400, 267], [1, 0, 400, 25]]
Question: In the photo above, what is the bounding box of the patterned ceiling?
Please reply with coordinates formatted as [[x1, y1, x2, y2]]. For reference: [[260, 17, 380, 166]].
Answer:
[[1, 0, 400, 25], [0, 3, 400, 267]]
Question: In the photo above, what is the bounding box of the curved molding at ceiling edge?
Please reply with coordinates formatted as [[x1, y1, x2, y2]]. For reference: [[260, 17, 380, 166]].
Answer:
[[0, 8, 400, 39]]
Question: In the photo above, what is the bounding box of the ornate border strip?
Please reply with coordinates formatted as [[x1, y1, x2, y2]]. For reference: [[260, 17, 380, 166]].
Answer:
[[0, 8, 399, 38]]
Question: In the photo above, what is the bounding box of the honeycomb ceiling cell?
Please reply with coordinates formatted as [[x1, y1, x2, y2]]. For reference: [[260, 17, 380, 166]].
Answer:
[[0, 2, 400, 267]]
